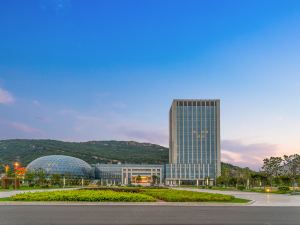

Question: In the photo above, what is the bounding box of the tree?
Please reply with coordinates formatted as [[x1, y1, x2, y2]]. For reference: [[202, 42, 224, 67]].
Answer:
[[136, 175, 142, 183], [250, 173, 260, 188], [216, 175, 226, 186], [221, 166, 230, 187], [35, 169, 47, 187], [24, 171, 35, 186], [283, 154, 300, 192], [6, 166, 15, 178], [50, 174, 62, 187], [0, 162, 4, 173], [151, 175, 159, 185], [262, 157, 283, 189], [241, 168, 252, 189]]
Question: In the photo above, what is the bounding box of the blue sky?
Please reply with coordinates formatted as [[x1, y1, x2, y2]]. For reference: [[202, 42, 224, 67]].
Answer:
[[0, 0, 300, 169]]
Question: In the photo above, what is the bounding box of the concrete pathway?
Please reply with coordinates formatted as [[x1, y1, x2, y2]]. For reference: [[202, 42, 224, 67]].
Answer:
[[0, 188, 76, 198], [176, 187, 300, 206]]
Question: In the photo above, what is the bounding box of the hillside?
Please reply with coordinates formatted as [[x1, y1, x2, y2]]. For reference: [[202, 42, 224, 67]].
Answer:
[[0, 139, 251, 174], [0, 139, 169, 167]]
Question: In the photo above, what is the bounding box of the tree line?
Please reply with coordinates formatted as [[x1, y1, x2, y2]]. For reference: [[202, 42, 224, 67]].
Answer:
[[217, 154, 300, 192]]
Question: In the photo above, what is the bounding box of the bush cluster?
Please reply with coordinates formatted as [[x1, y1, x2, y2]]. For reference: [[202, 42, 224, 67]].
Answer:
[[278, 186, 290, 193], [142, 189, 234, 202], [11, 190, 155, 202], [237, 185, 246, 191], [10, 188, 239, 203]]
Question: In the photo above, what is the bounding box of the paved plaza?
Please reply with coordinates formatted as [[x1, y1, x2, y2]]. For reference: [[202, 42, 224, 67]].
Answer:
[[176, 188, 300, 206]]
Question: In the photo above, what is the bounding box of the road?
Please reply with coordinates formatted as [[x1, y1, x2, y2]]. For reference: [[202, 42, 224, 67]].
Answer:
[[176, 188, 300, 206], [0, 205, 299, 225]]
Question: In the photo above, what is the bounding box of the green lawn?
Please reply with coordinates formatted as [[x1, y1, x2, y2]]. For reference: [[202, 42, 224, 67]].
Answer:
[[0, 197, 11, 201], [1, 188, 250, 203]]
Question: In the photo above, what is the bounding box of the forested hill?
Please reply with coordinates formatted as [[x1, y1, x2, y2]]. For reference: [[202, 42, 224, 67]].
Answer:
[[0, 139, 169, 166], [0, 139, 250, 174]]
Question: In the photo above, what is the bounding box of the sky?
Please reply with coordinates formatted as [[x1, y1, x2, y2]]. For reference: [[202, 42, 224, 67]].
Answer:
[[0, 0, 300, 170]]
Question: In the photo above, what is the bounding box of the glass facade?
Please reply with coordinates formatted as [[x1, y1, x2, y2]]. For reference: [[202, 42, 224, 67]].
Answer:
[[26, 155, 93, 178], [168, 100, 220, 182], [94, 164, 164, 185]]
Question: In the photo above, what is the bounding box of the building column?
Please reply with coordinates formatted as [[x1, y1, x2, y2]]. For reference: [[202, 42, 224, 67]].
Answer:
[[159, 170, 162, 185]]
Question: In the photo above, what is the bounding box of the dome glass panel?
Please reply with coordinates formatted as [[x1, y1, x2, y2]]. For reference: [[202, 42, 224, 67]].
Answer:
[[26, 155, 92, 178]]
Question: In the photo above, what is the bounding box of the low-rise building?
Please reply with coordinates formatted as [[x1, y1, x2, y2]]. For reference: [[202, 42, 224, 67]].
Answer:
[[94, 164, 164, 186]]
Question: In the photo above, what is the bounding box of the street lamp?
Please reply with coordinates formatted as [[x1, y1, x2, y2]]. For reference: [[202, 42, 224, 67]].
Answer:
[[13, 162, 20, 169], [4, 165, 10, 174]]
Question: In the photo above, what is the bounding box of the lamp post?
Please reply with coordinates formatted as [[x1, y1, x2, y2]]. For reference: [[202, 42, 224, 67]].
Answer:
[[13, 162, 21, 190], [63, 177, 66, 188]]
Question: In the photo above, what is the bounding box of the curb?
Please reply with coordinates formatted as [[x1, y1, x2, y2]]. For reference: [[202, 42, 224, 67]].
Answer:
[[0, 201, 253, 207]]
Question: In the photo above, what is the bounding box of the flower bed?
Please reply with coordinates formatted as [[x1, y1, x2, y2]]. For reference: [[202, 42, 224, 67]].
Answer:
[[11, 190, 155, 202], [142, 189, 235, 202], [7, 188, 249, 203]]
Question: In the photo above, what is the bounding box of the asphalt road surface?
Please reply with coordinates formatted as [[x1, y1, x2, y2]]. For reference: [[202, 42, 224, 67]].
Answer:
[[0, 205, 300, 225]]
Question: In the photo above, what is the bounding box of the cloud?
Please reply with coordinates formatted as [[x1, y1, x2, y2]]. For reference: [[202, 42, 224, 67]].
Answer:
[[39, 0, 71, 12], [0, 88, 14, 104], [222, 150, 244, 163], [10, 122, 40, 134], [57, 108, 169, 145], [112, 102, 127, 109], [221, 139, 279, 170], [116, 126, 168, 146], [32, 100, 40, 106]]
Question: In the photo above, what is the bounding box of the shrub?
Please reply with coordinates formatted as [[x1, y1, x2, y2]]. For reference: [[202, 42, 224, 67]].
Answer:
[[10, 188, 245, 203], [81, 187, 141, 193], [142, 189, 234, 202], [11, 190, 155, 202], [278, 186, 290, 193], [237, 185, 246, 191]]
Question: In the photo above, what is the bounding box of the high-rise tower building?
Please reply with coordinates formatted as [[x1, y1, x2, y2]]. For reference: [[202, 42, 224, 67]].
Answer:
[[166, 99, 220, 185]]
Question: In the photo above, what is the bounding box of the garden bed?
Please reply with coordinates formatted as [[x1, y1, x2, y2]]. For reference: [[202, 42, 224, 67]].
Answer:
[[142, 189, 245, 202], [3, 188, 249, 203], [9, 190, 155, 202]]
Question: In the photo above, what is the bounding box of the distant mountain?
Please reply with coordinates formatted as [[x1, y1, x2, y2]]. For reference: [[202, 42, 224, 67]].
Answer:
[[0, 139, 251, 174], [221, 162, 256, 175], [0, 139, 169, 168]]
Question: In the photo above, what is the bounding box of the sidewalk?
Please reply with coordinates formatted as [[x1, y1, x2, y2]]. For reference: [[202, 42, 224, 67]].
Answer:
[[175, 187, 300, 206]]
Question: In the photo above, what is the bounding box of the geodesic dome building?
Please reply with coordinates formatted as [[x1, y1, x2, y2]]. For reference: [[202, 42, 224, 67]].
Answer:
[[26, 155, 93, 178]]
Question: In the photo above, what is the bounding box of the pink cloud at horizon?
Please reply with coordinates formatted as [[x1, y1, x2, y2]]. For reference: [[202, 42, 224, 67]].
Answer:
[[0, 87, 14, 104]]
